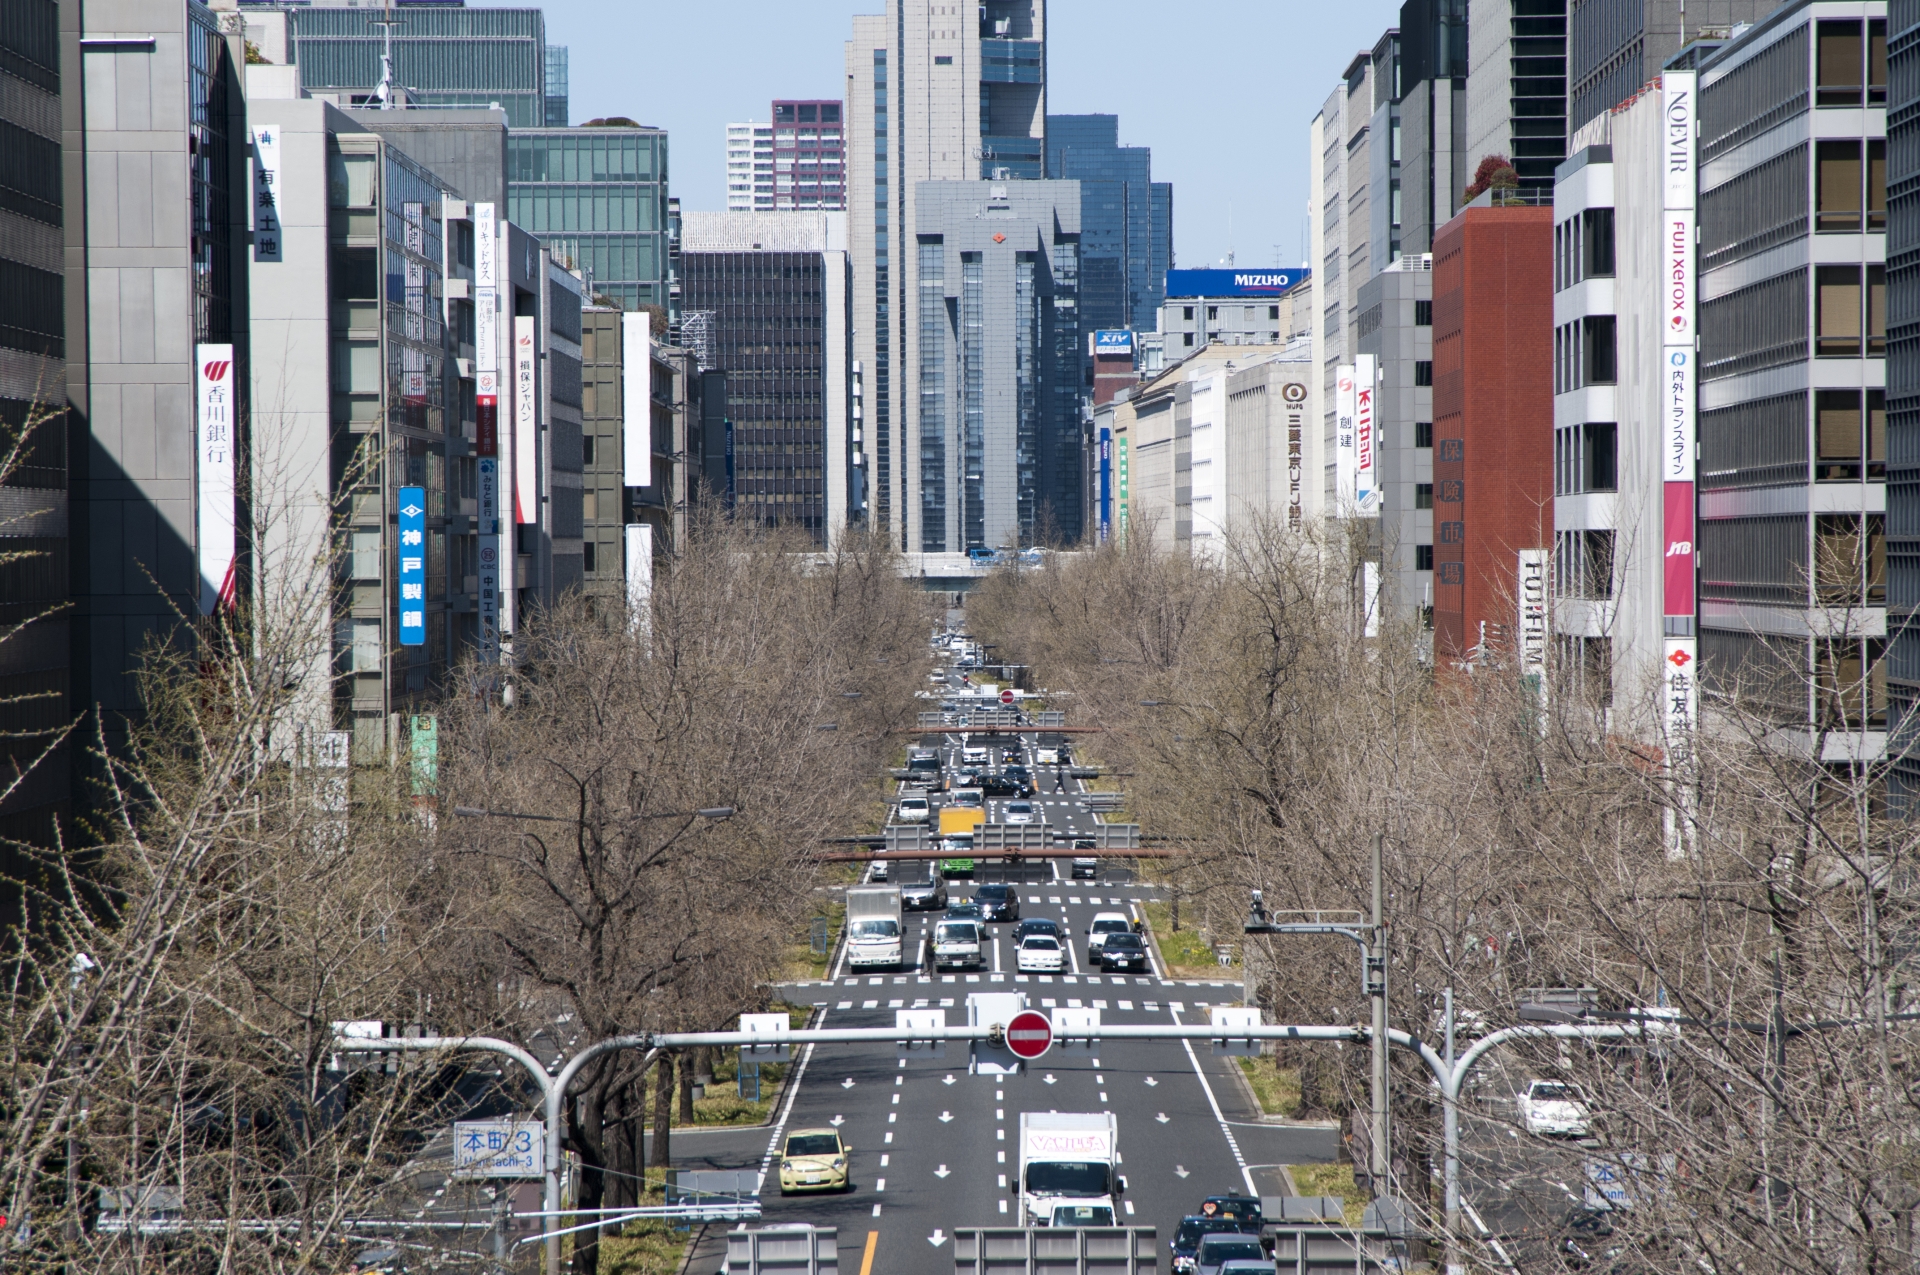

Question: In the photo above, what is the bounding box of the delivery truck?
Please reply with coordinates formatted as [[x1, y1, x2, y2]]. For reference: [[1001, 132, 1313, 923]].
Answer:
[[1019, 1112, 1122, 1227], [843, 885, 904, 971]]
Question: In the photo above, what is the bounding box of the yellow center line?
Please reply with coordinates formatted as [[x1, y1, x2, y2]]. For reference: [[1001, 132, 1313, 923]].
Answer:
[[859, 1228, 880, 1275]]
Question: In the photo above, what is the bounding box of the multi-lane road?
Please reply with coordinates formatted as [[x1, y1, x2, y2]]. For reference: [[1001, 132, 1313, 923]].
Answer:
[[649, 648, 1340, 1274]]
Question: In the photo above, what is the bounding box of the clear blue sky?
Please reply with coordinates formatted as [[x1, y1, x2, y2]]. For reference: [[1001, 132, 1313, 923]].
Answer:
[[546, 1, 1400, 272]]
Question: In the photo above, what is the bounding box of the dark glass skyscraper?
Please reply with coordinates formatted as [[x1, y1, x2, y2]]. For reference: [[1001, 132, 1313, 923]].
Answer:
[[508, 126, 671, 313], [1045, 115, 1171, 334]]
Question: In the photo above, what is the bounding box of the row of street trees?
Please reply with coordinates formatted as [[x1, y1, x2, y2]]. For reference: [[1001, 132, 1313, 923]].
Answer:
[[968, 518, 1920, 1274], [0, 496, 931, 1273]]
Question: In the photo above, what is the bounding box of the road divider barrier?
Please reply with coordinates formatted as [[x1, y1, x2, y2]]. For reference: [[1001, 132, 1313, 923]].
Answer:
[[951, 1226, 1156, 1275]]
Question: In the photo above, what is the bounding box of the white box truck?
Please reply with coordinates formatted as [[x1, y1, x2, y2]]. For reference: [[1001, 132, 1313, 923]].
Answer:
[[1019, 1112, 1123, 1227], [843, 885, 904, 971]]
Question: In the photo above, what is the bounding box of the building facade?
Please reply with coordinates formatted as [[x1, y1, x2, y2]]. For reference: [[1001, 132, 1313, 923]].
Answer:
[[727, 120, 773, 211], [1568, 0, 1780, 136], [1465, 0, 1570, 194], [0, 0, 66, 853], [910, 180, 1080, 552], [1398, 0, 1470, 257], [1158, 270, 1312, 353], [1358, 254, 1438, 619], [844, 0, 1050, 551], [1891, 0, 1920, 803], [508, 125, 671, 314], [1045, 113, 1173, 334], [1695, 1, 1889, 750], [1431, 200, 1555, 665], [771, 100, 845, 211], [679, 211, 852, 544], [1313, 53, 1380, 511]]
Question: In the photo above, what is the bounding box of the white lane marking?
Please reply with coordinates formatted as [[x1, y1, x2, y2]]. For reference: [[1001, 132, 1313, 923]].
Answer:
[[935, 1164, 951, 1178], [1170, 1008, 1257, 1197], [1094, 1000, 1107, 1009], [1028, 895, 1041, 903], [998, 1175, 1008, 1189], [999, 1199, 1009, 1214], [892, 1094, 900, 1104], [880, 1154, 890, 1166], [997, 1151, 1005, 1163], [1100, 1092, 1109, 1102], [1125, 1200, 1136, 1216], [1462, 1199, 1521, 1270], [1066, 939, 1081, 976], [885, 1132, 893, 1143], [940, 998, 954, 1007], [754, 1008, 825, 1193], [862, 1000, 878, 1009], [1119, 1000, 1134, 1010], [888, 1113, 896, 1122], [993, 935, 1003, 973], [1068, 998, 1083, 1008], [889, 999, 903, 1008], [837, 1001, 852, 1010], [876, 1178, 887, 1191], [997, 1128, 1004, 1140], [873, 1203, 883, 1216], [1048, 897, 1061, 904]]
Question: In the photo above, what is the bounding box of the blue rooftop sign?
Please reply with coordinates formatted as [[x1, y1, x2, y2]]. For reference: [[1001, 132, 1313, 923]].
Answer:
[[1165, 268, 1309, 298]]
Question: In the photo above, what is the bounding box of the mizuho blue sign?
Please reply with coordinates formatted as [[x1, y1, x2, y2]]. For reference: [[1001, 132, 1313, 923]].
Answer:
[[1165, 268, 1309, 298], [397, 486, 426, 647]]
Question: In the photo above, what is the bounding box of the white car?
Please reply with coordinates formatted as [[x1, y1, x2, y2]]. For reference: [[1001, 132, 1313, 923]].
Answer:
[[1085, 912, 1134, 962], [1003, 800, 1037, 825], [962, 745, 991, 766], [1035, 746, 1060, 765], [896, 796, 931, 823], [1017, 934, 1065, 973], [1520, 1080, 1591, 1137]]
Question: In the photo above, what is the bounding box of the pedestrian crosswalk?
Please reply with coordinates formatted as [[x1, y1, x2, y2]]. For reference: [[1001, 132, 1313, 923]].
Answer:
[[777, 974, 1242, 989]]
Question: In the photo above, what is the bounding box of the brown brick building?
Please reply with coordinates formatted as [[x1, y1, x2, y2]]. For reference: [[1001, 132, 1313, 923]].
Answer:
[[1431, 203, 1554, 666]]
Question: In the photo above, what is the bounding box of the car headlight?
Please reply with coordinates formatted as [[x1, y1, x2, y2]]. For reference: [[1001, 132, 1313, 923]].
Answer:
[[833, 1159, 846, 1169], [782, 1160, 793, 1171]]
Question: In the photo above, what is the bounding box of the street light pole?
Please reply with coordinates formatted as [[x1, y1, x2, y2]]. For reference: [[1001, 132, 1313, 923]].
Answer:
[[1370, 832, 1390, 1199]]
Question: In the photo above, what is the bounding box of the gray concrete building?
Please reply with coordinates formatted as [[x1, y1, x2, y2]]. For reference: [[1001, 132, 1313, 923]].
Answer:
[[844, 0, 1051, 549], [1466, 0, 1569, 195], [1312, 52, 1379, 512], [1357, 255, 1437, 619], [1398, 0, 1469, 257], [910, 179, 1080, 553], [1569, 0, 1780, 136]]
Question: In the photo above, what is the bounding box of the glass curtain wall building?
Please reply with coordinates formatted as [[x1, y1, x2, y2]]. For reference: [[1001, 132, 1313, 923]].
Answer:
[[508, 126, 671, 313], [249, 3, 559, 129], [1045, 114, 1172, 334]]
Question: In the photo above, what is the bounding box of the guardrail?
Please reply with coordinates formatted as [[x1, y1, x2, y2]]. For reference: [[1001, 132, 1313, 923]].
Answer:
[[952, 1226, 1156, 1275]]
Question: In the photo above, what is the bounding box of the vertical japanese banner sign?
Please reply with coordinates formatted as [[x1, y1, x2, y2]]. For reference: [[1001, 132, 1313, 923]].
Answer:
[[1117, 437, 1130, 542], [1353, 354, 1378, 513], [1284, 380, 1307, 529], [1098, 426, 1112, 543], [620, 312, 651, 487], [397, 486, 426, 647], [402, 203, 427, 406], [474, 203, 500, 662], [514, 316, 538, 526], [195, 346, 237, 615], [1662, 71, 1698, 758], [1335, 364, 1357, 511], [250, 125, 282, 262]]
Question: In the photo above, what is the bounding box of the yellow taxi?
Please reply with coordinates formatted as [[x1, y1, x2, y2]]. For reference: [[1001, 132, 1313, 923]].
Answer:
[[778, 1127, 851, 1194]]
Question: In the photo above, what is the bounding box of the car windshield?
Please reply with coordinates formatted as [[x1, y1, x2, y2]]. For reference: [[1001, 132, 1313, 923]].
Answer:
[[1054, 1204, 1115, 1226], [976, 886, 1010, 899], [850, 919, 898, 938], [1206, 1198, 1261, 1220], [1007, 803, 1033, 814], [936, 923, 977, 943], [1021, 936, 1060, 950], [1025, 1162, 1110, 1195], [1532, 1084, 1575, 1101], [1104, 934, 1143, 950], [948, 904, 983, 917], [786, 1135, 839, 1157], [901, 800, 928, 810], [1174, 1219, 1235, 1248], [1092, 919, 1130, 934], [1198, 1238, 1263, 1262]]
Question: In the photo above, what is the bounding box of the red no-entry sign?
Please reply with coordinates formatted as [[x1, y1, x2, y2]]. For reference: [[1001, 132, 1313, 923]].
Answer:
[[1000, 689, 1015, 705], [1005, 1009, 1053, 1060]]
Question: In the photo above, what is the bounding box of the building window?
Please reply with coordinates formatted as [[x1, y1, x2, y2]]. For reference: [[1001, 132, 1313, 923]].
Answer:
[[1583, 208, 1615, 278], [1583, 315, 1617, 384], [1414, 299, 1432, 326], [1816, 18, 1887, 107], [1206, 306, 1217, 320], [1816, 388, 1887, 481], [1815, 512, 1887, 604], [934, 54, 953, 64], [1817, 264, 1864, 356], [1584, 421, 1617, 491], [1415, 544, 1434, 570], [1183, 306, 1194, 320], [1816, 637, 1888, 726], [1415, 483, 1434, 509], [1554, 529, 1615, 599], [583, 541, 597, 573], [1269, 305, 1281, 320], [1183, 333, 1194, 347], [1415, 420, 1433, 448], [1817, 140, 1865, 232], [1414, 360, 1433, 387]]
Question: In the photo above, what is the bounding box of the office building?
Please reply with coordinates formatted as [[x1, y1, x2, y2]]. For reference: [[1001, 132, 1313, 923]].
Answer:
[[237, 2, 563, 129], [911, 180, 1081, 552], [1692, 2, 1888, 748], [1466, 0, 1569, 194], [679, 211, 853, 544], [1159, 269, 1312, 352], [508, 124, 672, 313], [1892, 0, 1920, 804], [1312, 50, 1381, 509], [0, 0, 66, 852], [66, 0, 252, 733], [1358, 255, 1438, 619], [1431, 199, 1554, 666], [845, 0, 1051, 550], [1398, 0, 1469, 257], [1568, 0, 1778, 136], [1045, 114, 1173, 333], [771, 101, 845, 211], [728, 121, 773, 211]]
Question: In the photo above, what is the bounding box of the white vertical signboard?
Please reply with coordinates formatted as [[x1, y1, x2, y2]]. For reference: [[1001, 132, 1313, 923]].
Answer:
[[1518, 548, 1549, 731], [1353, 354, 1378, 514], [195, 345, 237, 615], [514, 316, 538, 527], [250, 126, 282, 261], [621, 312, 652, 488], [1661, 70, 1699, 859], [473, 204, 503, 660], [1334, 363, 1357, 512]]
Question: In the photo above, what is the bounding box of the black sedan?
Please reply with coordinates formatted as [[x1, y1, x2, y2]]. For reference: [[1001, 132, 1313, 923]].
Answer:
[[977, 771, 1023, 796], [1000, 765, 1035, 795], [1015, 918, 1061, 941], [1096, 932, 1150, 973], [973, 884, 1020, 922]]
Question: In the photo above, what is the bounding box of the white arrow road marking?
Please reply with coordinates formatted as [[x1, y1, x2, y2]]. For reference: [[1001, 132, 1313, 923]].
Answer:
[[1175, 1165, 1190, 1178], [939, 1111, 954, 1122], [1043, 1074, 1057, 1085], [842, 1078, 856, 1088], [935, 1165, 951, 1178], [830, 1115, 845, 1127], [943, 1074, 956, 1085], [1156, 1113, 1170, 1123], [1145, 1077, 1158, 1087], [929, 1230, 948, 1247]]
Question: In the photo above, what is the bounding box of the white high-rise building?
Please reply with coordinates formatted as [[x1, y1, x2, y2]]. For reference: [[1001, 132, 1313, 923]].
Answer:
[[844, 0, 1051, 551], [726, 121, 773, 211]]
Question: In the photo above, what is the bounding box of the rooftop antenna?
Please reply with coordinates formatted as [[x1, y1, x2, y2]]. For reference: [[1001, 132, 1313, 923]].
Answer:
[[1227, 201, 1235, 268], [370, 0, 404, 110]]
